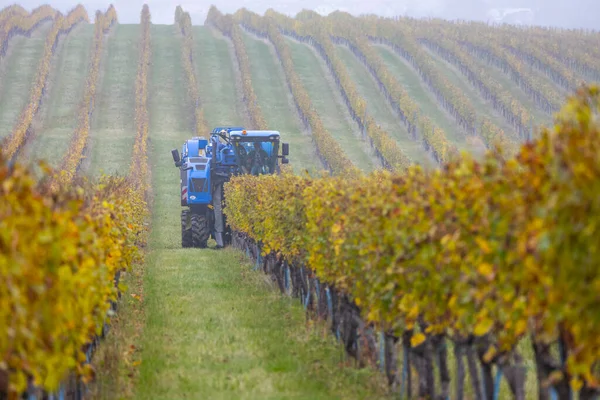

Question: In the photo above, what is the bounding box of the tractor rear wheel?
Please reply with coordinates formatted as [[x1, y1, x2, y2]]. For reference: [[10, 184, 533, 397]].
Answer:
[[181, 209, 192, 248], [191, 213, 210, 248]]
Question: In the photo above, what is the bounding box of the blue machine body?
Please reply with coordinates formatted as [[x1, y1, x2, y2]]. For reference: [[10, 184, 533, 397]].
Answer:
[[178, 127, 282, 208], [174, 126, 288, 248], [179, 136, 212, 206]]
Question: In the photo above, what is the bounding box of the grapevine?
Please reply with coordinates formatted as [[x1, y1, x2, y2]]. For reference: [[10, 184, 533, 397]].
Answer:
[[225, 86, 600, 394], [228, 7, 354, 173], [2, 5, 89, 159], [52, 6, 117, 189], [175, 6, 209, 136]]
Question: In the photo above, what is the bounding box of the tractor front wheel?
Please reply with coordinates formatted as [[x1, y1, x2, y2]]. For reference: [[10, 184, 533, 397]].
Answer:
[[181, 209, 192, 248], [191, 213, 210, 248]]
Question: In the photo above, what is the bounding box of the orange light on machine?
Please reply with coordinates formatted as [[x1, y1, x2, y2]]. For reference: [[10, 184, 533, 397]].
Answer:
[[242, 130, 247, 135]]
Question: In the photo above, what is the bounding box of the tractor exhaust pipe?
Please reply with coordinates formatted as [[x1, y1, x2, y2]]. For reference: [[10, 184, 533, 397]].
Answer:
[[172, 149, 182, 167]]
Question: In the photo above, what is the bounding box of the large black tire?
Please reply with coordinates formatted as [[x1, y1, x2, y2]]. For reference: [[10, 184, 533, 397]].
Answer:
[[191, 213, 210, 248], [181, 209, 192, 248]]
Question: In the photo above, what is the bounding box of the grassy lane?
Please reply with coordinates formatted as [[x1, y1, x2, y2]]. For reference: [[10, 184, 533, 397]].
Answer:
[[374, 44, 479, 155], [242, 31, 322, 174], [136, 24, 389, 400], [0, 22, 52, 139], [335, 44, 434, 167], [286, 37, 377, 172], [23, 23, 93, 168], [192, 26, 244, 129], [87, 24, 139, 176]]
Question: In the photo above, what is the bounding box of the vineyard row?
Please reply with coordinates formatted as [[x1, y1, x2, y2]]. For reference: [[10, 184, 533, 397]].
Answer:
[[1, 4, 152, 396], [224, 87, 600, 398]]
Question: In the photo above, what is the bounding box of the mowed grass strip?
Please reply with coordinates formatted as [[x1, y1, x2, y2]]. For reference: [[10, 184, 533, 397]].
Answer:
[[136, 24, 389, 400], [335, 44, 434, 168], [0, 22, 53, 139], [24, 23, 94, 168], [88, 24, 139, 176], [192, 26, 244, 129], [286, 37, 376, 172], [242, 30, 322, 174], [149, 25, 193, 136], [374, 44, 478, 154]]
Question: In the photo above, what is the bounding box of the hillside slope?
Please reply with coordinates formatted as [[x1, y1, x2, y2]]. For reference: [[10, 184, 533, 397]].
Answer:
[[23, 23, 94, 167], [242, 30, 322, 173], [374, 44, 480, 154], [0, 22, 52, 140], [335, 44, 434, 167], [286, 37, 377, 171]]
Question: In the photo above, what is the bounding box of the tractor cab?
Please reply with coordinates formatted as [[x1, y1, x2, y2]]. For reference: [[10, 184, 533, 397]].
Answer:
[[230, 130, 289, 175]]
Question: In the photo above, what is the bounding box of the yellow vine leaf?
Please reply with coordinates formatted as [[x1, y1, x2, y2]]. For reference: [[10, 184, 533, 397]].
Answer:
[[474, 318, 494, 336], [411, 333, 426, 347], [477, 263, 494, 278]]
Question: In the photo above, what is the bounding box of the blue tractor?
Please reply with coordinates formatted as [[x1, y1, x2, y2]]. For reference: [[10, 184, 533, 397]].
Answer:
[[171, 127, 289, 248]]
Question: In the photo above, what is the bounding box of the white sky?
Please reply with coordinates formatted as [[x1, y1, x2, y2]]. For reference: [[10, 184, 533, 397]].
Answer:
[[1, 0, 597, 29]]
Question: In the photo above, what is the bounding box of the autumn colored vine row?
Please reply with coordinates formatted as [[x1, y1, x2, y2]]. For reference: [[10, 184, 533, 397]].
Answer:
[[228, 7, 353, 173], [0, 156, 146, 396], [174, 6, 208, 136], [2, 6, 89, 159], [361, 17, 482, 138], [409, 19, 596, 116], [290, 11, 456, 164], [0, 5, 27, 25], [417, 35, 531, 140], [270, 11, 410, 171], [0, 5, 57, 58], [129, 4, 151, 194], [439, 21, 564, 114], [51, 6, 116, 188], [362, 19, 515, 152], [501, 36, 583, 93], [509, 25, 600, 83], [0, 6, 153, 396], [206, 7, 266, 129], [225, 87, 600, 399]]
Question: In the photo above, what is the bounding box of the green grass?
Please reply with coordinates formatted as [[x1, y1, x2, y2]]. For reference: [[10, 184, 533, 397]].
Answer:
[[87, 24, 140, 176], [149, 25, 193, 136], [0, 21, 52, 139], [335, 44, 434, 167], [242, 30, 322, 174], [23, 23, 94, 168], [374, 44, 480, 155], [133, 24, 390, 400], [138, 246, 390, 400], [286, 37, 377, 172], [192, 26, 245, 129]]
